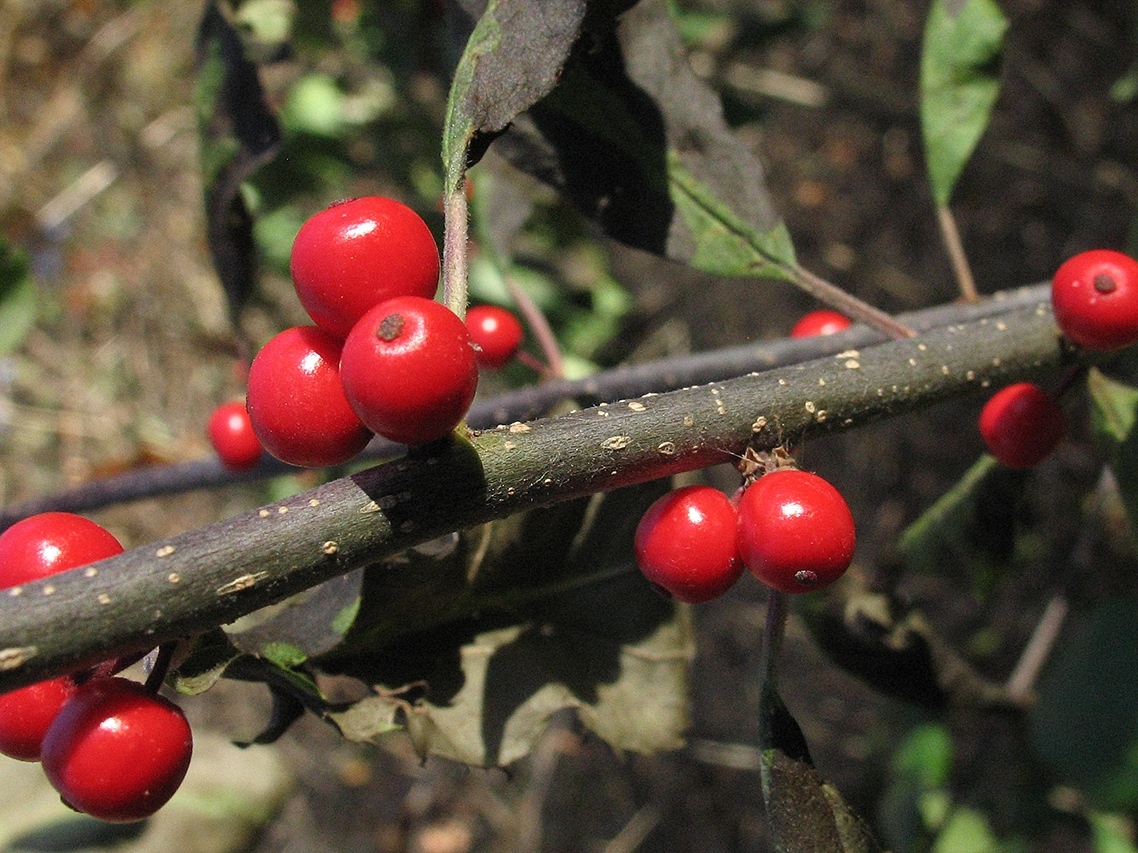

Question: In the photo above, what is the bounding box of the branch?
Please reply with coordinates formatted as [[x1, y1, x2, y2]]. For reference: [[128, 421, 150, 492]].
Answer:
[[0, 295, 1075, 692], [0, 284, 1050, 528]]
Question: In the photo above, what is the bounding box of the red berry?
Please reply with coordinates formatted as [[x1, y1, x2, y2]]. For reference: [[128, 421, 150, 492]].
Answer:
[[736, 469, 855, 594], [1051, 249, 1138, 350], [634, 486, 744, 603], [465, 305, 524, 369], [339, 296, 479, 445], [246, 326, 373, 468], [0, 676, 78, 761], [290, 196, 440, 339], [0, 512, 123, 589], [41, 677, 192, 823], [978, 382, 1066, 469], [790, 310, 852, 338], [207, 400, 263, 471], [0, 513, 122, 761]]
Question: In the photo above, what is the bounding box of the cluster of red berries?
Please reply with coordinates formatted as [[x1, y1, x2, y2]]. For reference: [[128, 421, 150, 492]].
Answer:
[[634, 468, 856, 602], [0, 512, 192, 823], [206, 196, 525, 470]]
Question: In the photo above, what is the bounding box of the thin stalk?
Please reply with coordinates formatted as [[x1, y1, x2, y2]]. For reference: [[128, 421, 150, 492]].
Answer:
[[936, 205, 980, 303], [787, 265, 916, 339], [442, 179, 470, 319], [505, 273, 564, 379]]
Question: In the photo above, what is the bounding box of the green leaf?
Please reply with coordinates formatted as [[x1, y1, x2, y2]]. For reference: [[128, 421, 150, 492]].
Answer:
[[667, 151, 797, 279], [920, 0, 1008, 205], [171, 630, 242, 696], [1029, 598, 1138, 811], [879, 723, 955, 852], [931, 806, 1001, 853], [1089, 367, 1138, 535], [758, 681, 885, 852], [223, 569, 364, 666], [0, 239, 36, 355], [1090, 812, 1138, 853]]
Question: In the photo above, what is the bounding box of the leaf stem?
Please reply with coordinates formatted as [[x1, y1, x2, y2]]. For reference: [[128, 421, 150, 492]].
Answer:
[[442, 178, 470, 319], [787, 264, 916, 339], [936, 205, 980, 303]]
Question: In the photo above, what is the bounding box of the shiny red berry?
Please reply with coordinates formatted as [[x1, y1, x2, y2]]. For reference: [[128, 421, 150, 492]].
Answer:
[[0, 512, 122, 761], [207, 400, 263, 471], [1051, 249, 1138, 350], [41, 677, 193, 823], [465, 305, 524, 369], [978, 382, 1066, 469], [736, 470, 855, 594], [0, 676, 79, 761], [339, 296, 479, 445], [790, 310, 852, 338], [246, 326, 373, 468], [290, 196, 440, 339], [0, 512, 123, 589], [634, 486, 744, 603]]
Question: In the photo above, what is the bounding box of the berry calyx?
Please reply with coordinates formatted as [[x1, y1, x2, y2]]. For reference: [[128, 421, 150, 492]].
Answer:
[[736, 469, 856, 594], [634, 485, 744, 603], [0, 676, 78, 761], [207, 400, 263, 471], [0, 512, 124, 589], [290, 196, 440, 339], [1051, 249, 1138, 350], [246, 326, 373, 468], [978, 382, 1067, 469], [41, 677, 192, 823], [790, 310, 852, 338], [339, 296, 479, 445], [465, 304, 524, 369]]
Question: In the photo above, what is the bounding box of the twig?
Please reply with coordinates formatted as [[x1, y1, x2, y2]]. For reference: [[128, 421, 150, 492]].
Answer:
[[936, 205, 980, 303], [0, 283, 1053, 529], [1004, 595, 1068, 704], [0, 302, 1082, 692]]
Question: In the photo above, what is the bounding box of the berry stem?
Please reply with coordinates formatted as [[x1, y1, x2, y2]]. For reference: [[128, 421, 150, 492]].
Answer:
[[760, 590, 790, 691]]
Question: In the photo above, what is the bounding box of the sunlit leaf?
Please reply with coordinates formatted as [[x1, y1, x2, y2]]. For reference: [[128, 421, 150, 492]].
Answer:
[[442, 0, 588, 192], [489, 0, 795, 279], [920, 0, 1008, 205]]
